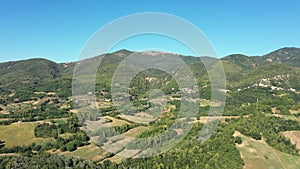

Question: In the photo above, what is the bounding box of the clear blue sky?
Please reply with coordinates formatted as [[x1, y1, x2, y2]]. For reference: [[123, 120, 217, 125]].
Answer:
[[0, 0, 299, 63]]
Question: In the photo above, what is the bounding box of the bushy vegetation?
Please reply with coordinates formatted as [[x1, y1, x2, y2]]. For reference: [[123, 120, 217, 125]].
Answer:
[[235, 113, 300, 155], [0, 153, 100, 169], [34, 123, 58, 138]]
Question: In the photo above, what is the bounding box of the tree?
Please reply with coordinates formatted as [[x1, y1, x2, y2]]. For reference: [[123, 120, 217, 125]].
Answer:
[[60, 146, 67, 152], [235, 136, 242, 144], [34, 123, 58, 138], [66, 143, 76, 152]]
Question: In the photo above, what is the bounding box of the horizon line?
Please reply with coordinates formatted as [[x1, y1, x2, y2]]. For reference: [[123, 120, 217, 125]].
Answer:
[[1, 46, 299, 64]]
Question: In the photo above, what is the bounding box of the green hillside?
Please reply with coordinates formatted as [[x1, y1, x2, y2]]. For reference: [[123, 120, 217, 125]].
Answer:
[[0, 58, 64, 90], [263, 47, 300, 67], [0, 48, 300, 168]]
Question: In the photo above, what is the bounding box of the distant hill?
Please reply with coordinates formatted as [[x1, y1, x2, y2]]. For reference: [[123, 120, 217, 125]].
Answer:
[[0, 47, 299, 95], [263, 47, 300, 67], [0, 58, 64, 91], [222, 54, 266, 70]]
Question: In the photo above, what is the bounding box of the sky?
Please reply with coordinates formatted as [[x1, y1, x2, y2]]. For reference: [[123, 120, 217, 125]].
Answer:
[[0, 0, 300, 63]]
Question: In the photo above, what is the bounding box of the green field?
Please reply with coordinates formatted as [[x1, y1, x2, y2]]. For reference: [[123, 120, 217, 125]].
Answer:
[[104, 116, 130, 126], [0, 122, 52, 147], [235, 131, 300, 169], [123, 126, 151, 137], [57, 143, 107, 161]]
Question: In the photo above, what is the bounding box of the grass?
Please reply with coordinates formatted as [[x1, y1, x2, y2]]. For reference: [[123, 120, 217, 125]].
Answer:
[[105, 154, 124, 164], [234, 131, 300, 169], [83, 116, 130, 132], [0, 122, 52, 147], [195, 116, 241, 124], [52, 118, 68, 125], [59, 133, 74, 139], [58, 143, 107, 161], [266, 113, 300, 122], [98, 101, 113, 109], [200, 99, 222, 107], [282, 131, 300, 150], [104, 149, 141, 164], [118, 114, 154, 124], [104, 116, 130, 126], [123, 126, 152, 137], [242, 158, 267, 169]]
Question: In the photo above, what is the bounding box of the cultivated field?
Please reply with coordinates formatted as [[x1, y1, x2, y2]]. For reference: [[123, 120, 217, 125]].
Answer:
[[104, 116, 130, 126], [234, 131, 300, 169], [123, 126, 151, 137], [118, 113, 155, 124], [56, 143, 107, 161], [282, 131, 300, 150], [0, 122, 52, 147]]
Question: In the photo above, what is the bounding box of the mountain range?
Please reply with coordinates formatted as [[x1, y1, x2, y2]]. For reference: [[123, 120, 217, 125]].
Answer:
[[0, 47, 299, 93], [0, 47, 300, 168]]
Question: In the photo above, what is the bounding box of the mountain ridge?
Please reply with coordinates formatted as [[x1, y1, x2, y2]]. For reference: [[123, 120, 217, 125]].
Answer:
[[1, 47, 299, 65], [0, 47, 299, 95], [0, 47, 300, 168]]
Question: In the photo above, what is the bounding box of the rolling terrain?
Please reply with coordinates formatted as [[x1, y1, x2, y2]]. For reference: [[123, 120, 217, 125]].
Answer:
[[0, 47, 299, 168]]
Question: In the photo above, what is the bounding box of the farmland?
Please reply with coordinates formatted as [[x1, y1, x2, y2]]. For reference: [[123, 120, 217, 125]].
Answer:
[[0, 122, 53, 147], [234, 131, 300, 169]]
